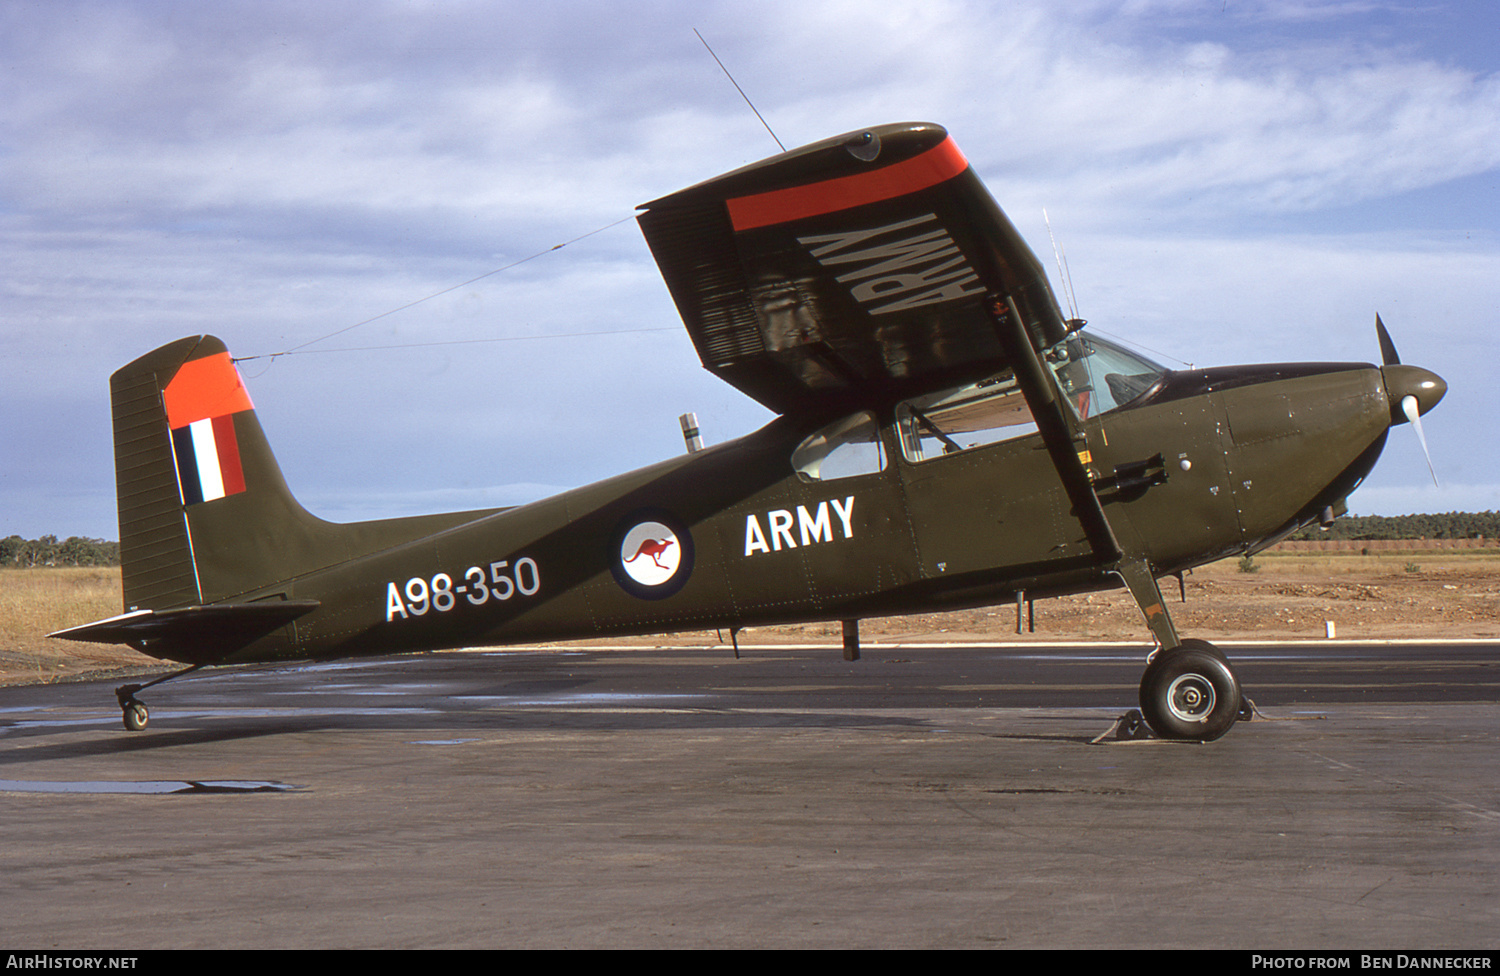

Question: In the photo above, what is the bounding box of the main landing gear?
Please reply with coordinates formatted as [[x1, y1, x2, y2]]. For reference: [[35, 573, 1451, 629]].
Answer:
[[1138, 639, 1242, 742], [1115, 562, 1249, 742]]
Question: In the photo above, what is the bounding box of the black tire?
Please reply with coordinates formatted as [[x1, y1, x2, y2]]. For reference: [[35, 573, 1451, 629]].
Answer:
[[1174, 638, 1228, 664], [1139, 645, 1241, 742], [123, 701, 149, 732]]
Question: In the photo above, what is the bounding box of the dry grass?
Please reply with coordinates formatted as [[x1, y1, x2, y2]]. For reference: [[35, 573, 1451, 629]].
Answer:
[[583, 551, 1500, 646], [0, 567, 157, 684], [1225, 549, 1500, 577], [1, 552, 1496, 685], [0, 566, 120, 638]]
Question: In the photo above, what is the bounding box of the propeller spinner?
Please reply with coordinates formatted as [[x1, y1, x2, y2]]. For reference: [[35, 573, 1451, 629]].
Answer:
[[1375, 315, 1445, 487]]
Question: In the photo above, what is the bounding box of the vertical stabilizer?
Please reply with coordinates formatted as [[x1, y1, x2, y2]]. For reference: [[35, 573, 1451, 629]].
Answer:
[[112, 335, 300, 610], [111, 335, 502, 614]]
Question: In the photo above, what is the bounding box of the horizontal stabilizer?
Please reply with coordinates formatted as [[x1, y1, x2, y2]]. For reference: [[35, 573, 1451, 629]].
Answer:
[[50, 600, 319, 663]]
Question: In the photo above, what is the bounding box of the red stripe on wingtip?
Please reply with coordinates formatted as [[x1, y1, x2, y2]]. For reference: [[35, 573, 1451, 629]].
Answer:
[[727, 137, 969, 232]]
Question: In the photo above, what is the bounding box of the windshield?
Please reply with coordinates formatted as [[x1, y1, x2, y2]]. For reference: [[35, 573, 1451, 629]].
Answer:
[[1044, 331, 1167, 420]]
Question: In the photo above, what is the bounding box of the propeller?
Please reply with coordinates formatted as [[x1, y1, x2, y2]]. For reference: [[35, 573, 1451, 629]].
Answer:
[[1401, 393, 1439, 487], [1375, 314, 1444, 487], [1376, 313, 1401, 367]]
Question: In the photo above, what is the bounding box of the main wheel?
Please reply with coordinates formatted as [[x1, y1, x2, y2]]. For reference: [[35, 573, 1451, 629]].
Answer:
[[123, 701, 149, 732], [1139, 644, 1241, 742], [1174, 638, 1229, 663]]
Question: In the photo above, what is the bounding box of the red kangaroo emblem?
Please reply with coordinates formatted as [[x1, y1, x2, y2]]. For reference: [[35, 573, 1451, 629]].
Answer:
[[625, 537, 675, 570]]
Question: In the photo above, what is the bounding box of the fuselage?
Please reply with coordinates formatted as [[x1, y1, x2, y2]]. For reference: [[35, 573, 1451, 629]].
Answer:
[[210, 353, 1434, 666]]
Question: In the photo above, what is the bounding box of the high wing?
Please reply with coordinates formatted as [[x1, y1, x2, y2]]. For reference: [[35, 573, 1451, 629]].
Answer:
[[637, 122, 1070, 416]]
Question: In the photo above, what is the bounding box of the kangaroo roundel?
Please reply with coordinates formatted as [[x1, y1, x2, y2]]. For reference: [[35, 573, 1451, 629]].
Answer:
[[612, 512, 694, 599]]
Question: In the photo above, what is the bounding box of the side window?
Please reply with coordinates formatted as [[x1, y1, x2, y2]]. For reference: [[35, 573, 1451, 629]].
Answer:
[[893, 332, 1168, 463], [793, 412, 887, 481], [897, 373, 1038, 462]]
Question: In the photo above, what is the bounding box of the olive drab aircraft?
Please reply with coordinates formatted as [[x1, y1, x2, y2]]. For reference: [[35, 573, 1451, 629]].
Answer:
[[53, 122, 1446, 741]]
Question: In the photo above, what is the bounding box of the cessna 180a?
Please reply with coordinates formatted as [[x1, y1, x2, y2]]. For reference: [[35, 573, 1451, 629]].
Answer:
[[54, 122, 1445, 741]]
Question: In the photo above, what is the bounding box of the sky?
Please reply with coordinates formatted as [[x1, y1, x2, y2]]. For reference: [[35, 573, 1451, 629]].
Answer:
[[3, 0, 1497, 540]]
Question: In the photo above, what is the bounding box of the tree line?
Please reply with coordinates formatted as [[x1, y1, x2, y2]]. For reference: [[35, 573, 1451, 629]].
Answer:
[[4, 512, 1497, 567], [1, 535, 120, 567], [1288, 511, 1500, 542]]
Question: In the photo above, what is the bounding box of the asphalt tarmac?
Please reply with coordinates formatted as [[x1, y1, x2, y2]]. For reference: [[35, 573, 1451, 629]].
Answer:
[[1, 641, 1496, 949]]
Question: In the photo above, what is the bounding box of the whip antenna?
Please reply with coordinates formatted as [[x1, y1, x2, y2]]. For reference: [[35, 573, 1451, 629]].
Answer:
[[694, 28, 785, 152], [1043, 208, 1081, 323]]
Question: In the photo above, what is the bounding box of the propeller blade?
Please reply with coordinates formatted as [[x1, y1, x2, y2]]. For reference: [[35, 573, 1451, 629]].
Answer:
[[1401, 394, 1439, 487], [1376, 314, 1400, 366]]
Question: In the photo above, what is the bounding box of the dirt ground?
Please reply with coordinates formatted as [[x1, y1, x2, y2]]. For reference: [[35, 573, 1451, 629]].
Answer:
[[4, 551, 1498, 687]]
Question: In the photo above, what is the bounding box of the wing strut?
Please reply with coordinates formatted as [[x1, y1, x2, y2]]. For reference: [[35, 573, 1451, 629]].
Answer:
[[988, 295, 1120, 564], [986, 295, 1182, 649]]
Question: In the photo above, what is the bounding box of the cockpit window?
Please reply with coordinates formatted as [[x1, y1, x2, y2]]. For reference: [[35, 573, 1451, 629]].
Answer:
[[897, 331, 1167, 463]]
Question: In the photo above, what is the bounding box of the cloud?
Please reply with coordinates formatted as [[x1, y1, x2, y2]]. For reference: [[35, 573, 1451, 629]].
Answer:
[[1, 0, 1495, 538]]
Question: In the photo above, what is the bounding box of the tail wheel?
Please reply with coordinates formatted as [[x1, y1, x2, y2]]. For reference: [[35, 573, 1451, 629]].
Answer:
[[1139, 644, 1241, 742], [123, 701, 149, 732]]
